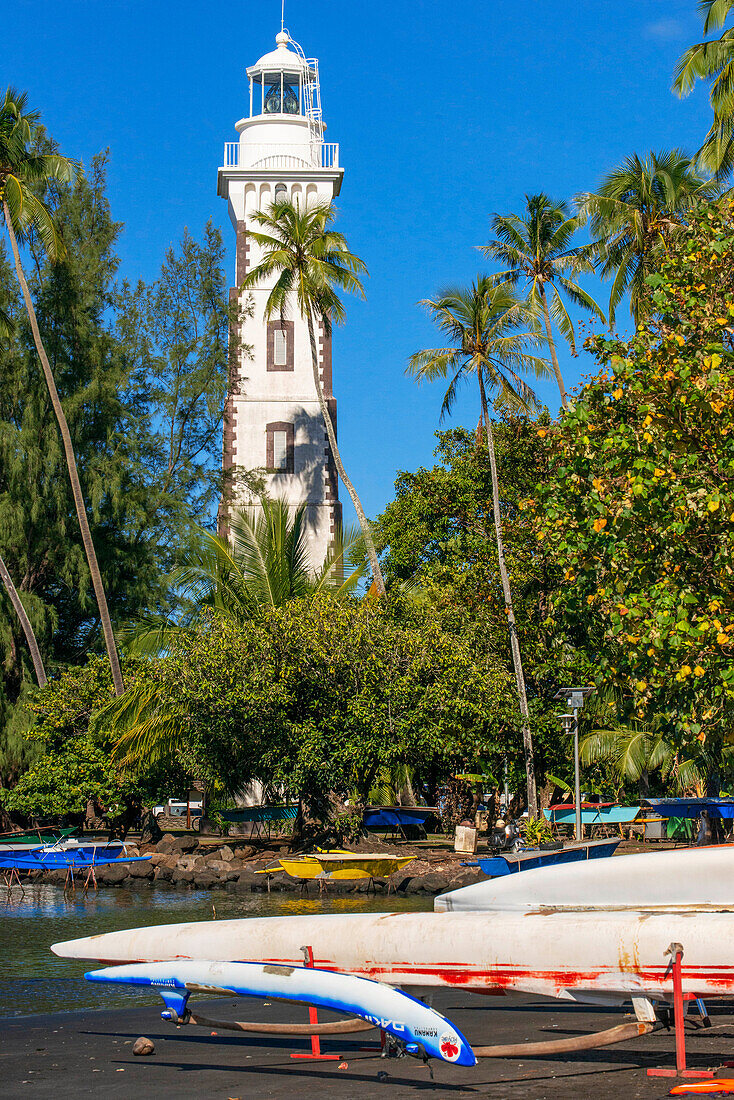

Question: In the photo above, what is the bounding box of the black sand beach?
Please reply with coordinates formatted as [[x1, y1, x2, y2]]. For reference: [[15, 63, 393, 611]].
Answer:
[[3, 990, 734, 1099]]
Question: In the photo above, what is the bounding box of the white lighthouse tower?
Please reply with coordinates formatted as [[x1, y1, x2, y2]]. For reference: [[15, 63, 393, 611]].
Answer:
[[217, 31, 343, 567]]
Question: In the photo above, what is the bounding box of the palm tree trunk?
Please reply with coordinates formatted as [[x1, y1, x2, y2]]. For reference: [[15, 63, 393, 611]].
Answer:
[[0, 554, 47, 688], [306, 308, 386, 596], [4, 203, 125, 696], [477, 371, 538, 817], [538, 283, 568, 410]]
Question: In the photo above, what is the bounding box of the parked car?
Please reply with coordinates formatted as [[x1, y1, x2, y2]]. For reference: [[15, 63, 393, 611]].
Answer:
[[153, 797, 203, 831]]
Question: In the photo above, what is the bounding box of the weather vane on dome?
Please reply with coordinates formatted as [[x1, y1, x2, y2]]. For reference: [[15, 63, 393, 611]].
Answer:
[[281, 0, 285, 34]]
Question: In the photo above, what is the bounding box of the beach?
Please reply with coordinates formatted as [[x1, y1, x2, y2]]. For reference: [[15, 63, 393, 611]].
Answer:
[[3, 990, 733, 1098]]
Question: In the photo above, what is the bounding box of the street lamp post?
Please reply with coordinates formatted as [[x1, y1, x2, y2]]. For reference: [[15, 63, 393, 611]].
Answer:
[[554, 687, 595, 843]]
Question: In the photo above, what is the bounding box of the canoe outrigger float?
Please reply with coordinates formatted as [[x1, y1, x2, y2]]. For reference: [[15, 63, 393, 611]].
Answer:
[[52, 846, 734, 1069]]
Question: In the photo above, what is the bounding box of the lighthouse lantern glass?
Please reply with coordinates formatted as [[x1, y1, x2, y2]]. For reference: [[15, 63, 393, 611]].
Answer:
[[261, 73, 300, 115]]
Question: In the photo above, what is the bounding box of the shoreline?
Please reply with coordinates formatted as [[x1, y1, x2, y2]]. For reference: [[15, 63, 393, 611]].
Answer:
[[23, 832, 488, 897]]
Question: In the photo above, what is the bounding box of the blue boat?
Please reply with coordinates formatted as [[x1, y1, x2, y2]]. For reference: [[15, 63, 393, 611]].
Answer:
[[466, 838, 620, 878]]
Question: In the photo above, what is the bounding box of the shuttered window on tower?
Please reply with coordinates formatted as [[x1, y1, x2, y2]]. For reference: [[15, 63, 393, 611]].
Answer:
[[266, 422, 294, 473], [272, 430, 288, 470], [267, 320, 294, 371], [274, 327, 287, 366]]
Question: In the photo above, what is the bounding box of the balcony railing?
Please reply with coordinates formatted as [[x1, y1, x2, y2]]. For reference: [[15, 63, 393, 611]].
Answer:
[[223, 142, 340, 170]]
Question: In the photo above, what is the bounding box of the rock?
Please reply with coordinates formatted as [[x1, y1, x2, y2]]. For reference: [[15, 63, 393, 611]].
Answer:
[[193, 872, 218, 889], [153, 864, 173, 882], [156, 834, 176, 852], [132, 1037, 155, 1056], [171, 868, 194, 885], [99, 864, 129, 885], [205, 859, 237, 876], [234, 870, 263, 892], [447, 869, 483, 890], [231, 845, 256, 860], [176, 855, 205, 872], [415, 872, 451, 894], [123, 845, 140, 857], [169, 835, 198, 853], [128, 860, 154, 879], [218, 846, 235, 862]]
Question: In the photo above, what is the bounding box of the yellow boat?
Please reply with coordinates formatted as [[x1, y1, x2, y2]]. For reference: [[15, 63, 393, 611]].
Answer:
[[277, 852, 414, 881], [255, 848, 354, 880]]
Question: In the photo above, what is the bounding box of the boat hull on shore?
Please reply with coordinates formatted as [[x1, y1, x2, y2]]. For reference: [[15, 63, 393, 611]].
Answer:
[[53, 906, 734, 1003]]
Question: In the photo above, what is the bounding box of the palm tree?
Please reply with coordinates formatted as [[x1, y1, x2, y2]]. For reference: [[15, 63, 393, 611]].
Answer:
[[580, 720, 731, 798], [107, 497, 365, 767], [407, 277, 550, 816], [481, 194, 605, 409], [0, 555, 46, 687], [674, 1, 734, 180], [127, 496, 366, 658], [241, 198, 386, 596], [0, 87, 124, 695], [577, 150, 717, 326]]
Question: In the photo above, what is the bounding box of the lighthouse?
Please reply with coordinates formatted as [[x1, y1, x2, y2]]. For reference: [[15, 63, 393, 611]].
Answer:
[[217, 31, 343, 568]]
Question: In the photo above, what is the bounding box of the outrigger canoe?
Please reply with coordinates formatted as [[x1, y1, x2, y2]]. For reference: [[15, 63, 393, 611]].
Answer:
[[85, 959, 476, 1066]]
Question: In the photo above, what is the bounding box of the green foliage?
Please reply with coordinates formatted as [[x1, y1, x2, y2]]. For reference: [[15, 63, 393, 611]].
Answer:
[[0, 87, 76, 262], [375, 424, 593, 792], [126, 497, 366, 658], [521, 816, 554, 846], [109, 598, 514, 822], [481, 193, 604, 406], [115, 221, 242, 523], [537, 196, 734, 762], [2, 736, 132, 819], [0, 151, 235, 775]]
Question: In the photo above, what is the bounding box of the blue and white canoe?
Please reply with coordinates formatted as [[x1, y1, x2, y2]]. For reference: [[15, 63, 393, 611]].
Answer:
[[85, 959, 477, 1066]]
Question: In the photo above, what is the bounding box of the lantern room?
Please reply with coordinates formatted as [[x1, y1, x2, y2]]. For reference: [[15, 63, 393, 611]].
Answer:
[[246, 31, 317, 120]]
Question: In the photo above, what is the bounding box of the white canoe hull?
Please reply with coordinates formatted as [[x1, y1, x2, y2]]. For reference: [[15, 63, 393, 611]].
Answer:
[[436, 845, 734, 913], [53, 906, 734, 1003]]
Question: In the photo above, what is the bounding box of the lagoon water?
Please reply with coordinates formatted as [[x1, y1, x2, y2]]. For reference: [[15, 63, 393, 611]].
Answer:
[[0, 883, 433, 1018]]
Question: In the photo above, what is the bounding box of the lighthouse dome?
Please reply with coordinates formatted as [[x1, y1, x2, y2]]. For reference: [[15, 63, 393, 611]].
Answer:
[[249, 32, 313, 76]]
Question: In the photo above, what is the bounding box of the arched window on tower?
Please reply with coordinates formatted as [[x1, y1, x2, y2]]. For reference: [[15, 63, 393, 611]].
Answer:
[[274, 183, 288, 205]]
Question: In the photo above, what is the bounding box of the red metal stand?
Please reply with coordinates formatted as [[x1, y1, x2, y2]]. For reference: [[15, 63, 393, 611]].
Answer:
[[289, 945, 342, 1061], [647, 942, 715, 1080]]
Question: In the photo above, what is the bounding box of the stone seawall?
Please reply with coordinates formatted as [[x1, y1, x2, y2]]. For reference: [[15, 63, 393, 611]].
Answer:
[[33, 833, 486, 897]]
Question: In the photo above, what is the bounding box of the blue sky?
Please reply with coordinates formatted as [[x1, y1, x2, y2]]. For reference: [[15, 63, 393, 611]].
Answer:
[[7, 0, 715, 524]]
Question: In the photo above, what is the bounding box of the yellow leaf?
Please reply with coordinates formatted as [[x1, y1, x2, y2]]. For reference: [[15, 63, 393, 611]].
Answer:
[[537, 428, 547, 438], [709, 499, 721, 512], [613, 388, 623, 400], [716, 317, 729, 325], [718, 633, 729, 645], [674, 334, 685, 346], [593, 517, 607, 532], [694, 665, 705, 677], [636, 680, 647, 691]]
